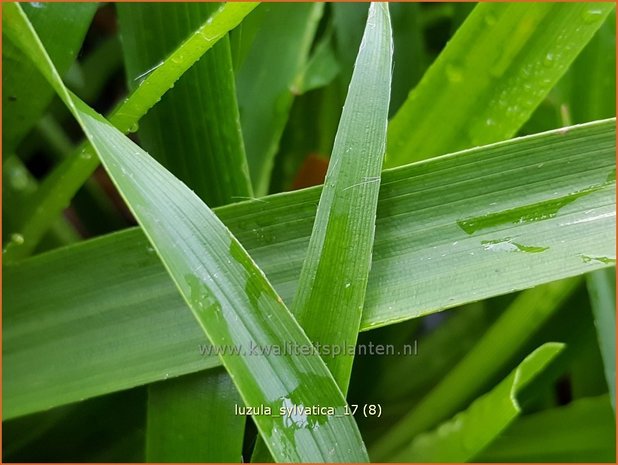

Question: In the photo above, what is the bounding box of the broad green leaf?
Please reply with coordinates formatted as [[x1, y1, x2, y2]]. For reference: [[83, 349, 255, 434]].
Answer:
[[117, 3, 252, 207], [5, 119, 615, 420], [370, 279, 579, 460], [5, 4, 368, 462], [3, 1, 258, 262], [479, 395, 616, 462], [391, 343, 564, 462], [2, 2, 97, 153], [236, 3, 323, 196], [146, 369, 244, 462], [586, 268, 616, 410], [385, 2, 614, 168], [293, 2, 392, 390]]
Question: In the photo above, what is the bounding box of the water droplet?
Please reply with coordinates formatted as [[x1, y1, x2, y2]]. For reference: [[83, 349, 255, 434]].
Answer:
[[80, 150, 93, 160], [580, 255, 616, 265], [345, 282, 351, 289], [29, 2, 44, 8], [10, 233, 24, 245], [445, 64, 464, 83], [484, 12, 497, 26], [543, 52, 555, 67], [582, 8, 604, 24], [171, 54, 185, 64], [482, 238, 548, 253], [128, 122, 139, 133]]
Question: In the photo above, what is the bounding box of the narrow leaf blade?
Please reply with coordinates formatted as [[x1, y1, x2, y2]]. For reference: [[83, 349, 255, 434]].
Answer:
[[293, 2, 392, 389], [392, 344, 564, 462]]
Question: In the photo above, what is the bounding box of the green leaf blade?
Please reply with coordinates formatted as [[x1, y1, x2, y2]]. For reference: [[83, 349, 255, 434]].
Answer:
[[392, 343, 564, 462], [117, 3, 252, 206], [3, 2, 97, 153], [78, 100, 369, 463], [479, 395, 616, 462], [146, 369, 244, 462], [586, 268, 617, 410], [293, 2, 393, 390], [385, 2, 615, 167], [236, 3, 323, 196]]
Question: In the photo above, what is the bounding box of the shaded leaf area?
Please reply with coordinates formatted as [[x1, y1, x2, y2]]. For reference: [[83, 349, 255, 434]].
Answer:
[[116, 5, 253, 461], [3, 2, 258, 262], [2, 2, 97, 153], [236, 3, 323, 196], [370, 278, 579, 460], [5, 3, 368, 462], [5, 119, 615, 420], [478, 395, 616, 462], [117, 3, 252, 207], [4, 388, 146, 463], [146, 369, 244, 462], [391, 344, 564, 462], [586, 268, 616, 410]]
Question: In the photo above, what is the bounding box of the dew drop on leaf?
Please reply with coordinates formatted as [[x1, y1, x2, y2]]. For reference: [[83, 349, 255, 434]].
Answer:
[[10, 233, 25, 245], [445, 64, 464, 83], [582, 8, 604, 24], [484, 12, 497, 26]]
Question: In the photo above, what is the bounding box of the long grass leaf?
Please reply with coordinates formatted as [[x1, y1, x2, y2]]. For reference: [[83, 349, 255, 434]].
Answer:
[[3, 2, 97, 153], [5, 4, 368, 461], [478, 395, 616, 462], [117, 3, 252, 206], [293, 2, 392, 389], [251, 6, 392, 460], [586, 269, 616, 410], [117, 4, 252, 459], [3, 2, 258, 262], [391, 344, 564, 462], [385, 2, 614, 167], [146, 369, 244, 462], [569, 9, 616, 123], [5, 119, 615, 419], [236, 3, 323, 196], [370, 279, 579, 460]]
